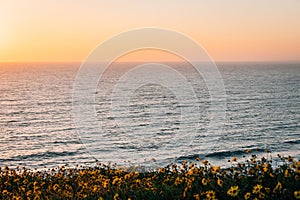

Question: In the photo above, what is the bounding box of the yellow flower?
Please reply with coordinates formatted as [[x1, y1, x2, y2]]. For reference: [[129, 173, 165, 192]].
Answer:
[[258, 192, 265, 199], [253, 184, 263, 194], [20, 187, 26, 192], [33, 195, 41, 200], [194, 194, 200, 200], [23, 179, 28, 185], [265, 187, 271, 193], [202, 160, 208, 165], [244, 192, 251, 200], [284, 169, 290, 177], [294, 191, 300, 199], [188, 167, 198, 175], [183, 187, 188, 198], [12, 196, 22, 200], [26, 190, 32, 197], [206, 190, 216, 200], [263, 167, 268, 172], [227, 185, 239, 197], [63, 190, 73, 198], [53, 184, 60, 192], [159, 168, 165, 173], [231, 157, 237, 162], [112, 177, 119, 185], [211, 166, 220, 174], [175, 177, 183, 186], [93, 185, 101, 192], [189, 163, 195, 169], [255, 165, 260, 171], [2, 190, 9, 195], [202, 178, 207, 186], [274, 181, 282, 191], [124, 174, 131, 180], [217, 179, 223, 187], [113, 193, 119, 200], [65, 184, 72, 191], [102, 179, 109, 188]]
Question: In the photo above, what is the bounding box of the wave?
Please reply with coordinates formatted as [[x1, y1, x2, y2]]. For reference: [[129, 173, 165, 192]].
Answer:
[[0, 150, 81, 162], [284, 139, 300, 144], [175, 148, 267, 162]]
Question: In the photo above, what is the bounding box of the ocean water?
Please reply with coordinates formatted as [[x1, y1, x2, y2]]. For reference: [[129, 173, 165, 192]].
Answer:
[[0, 62, 299, 169]]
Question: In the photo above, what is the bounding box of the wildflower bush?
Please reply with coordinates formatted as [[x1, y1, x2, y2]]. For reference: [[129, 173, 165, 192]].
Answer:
[[0, 151, 299, 199]]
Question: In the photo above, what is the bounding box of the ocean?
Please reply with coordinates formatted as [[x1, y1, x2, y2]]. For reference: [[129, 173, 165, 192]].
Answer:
[[0, 62, 299, 169]]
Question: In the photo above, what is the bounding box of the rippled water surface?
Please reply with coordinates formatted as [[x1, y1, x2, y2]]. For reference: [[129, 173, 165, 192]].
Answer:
[[0, 62, 299, 169]]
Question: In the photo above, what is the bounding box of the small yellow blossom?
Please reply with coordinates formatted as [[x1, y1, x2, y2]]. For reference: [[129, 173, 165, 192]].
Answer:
[[258, 192, 265, 199], [112, 177, 119, 185], [217, 179, 223, 187], [202, 178, 207, 186], [53, 184, 60, 192], [194, 194, 200, 200], [26, 190, 32, 197], [244, 192, 251, 200], [263, 166, 268, 172], [102, 179, 109, 188], [202, 160, 208, 165], [113, 193, 119, 200], [274, 181, 282, 191], [124, 174, 131, 180], [211, 166, 220, 174], [12, 196, 22, 200], [294, 191, 300, 199], [206, 190, 216, 200], [284, 169, 290, 177], [227, 185, 239, 197], [231, 157, 237, 162], [2, 190, 9, 195], [253, 184, 263, 194], [175, 177, 183, 186], [159, 168, 165, 173], [93, 185, 100, 192]]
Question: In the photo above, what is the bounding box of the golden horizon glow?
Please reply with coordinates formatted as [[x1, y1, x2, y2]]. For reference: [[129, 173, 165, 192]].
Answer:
[[1, 0, 300, 62]]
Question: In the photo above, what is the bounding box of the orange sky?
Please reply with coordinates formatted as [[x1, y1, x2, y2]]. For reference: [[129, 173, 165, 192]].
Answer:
[[0, 0, 300, 62]]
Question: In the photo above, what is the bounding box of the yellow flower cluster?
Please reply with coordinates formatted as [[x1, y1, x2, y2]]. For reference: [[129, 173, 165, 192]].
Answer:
[[0, 153, 299, 199]]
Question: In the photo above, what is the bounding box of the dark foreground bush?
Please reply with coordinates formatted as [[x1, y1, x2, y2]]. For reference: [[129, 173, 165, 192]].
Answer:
[[0, 151, 299, 200]]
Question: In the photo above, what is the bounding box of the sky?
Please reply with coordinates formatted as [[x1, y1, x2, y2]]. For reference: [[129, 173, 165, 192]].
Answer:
[[0, 0, 300, 62]]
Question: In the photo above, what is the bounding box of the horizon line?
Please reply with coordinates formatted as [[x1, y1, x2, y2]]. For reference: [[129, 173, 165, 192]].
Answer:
[[1, 59, 300, 64]]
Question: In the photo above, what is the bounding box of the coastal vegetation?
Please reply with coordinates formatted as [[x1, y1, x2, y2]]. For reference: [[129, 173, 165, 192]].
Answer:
[[0, 150, 299, 199]]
